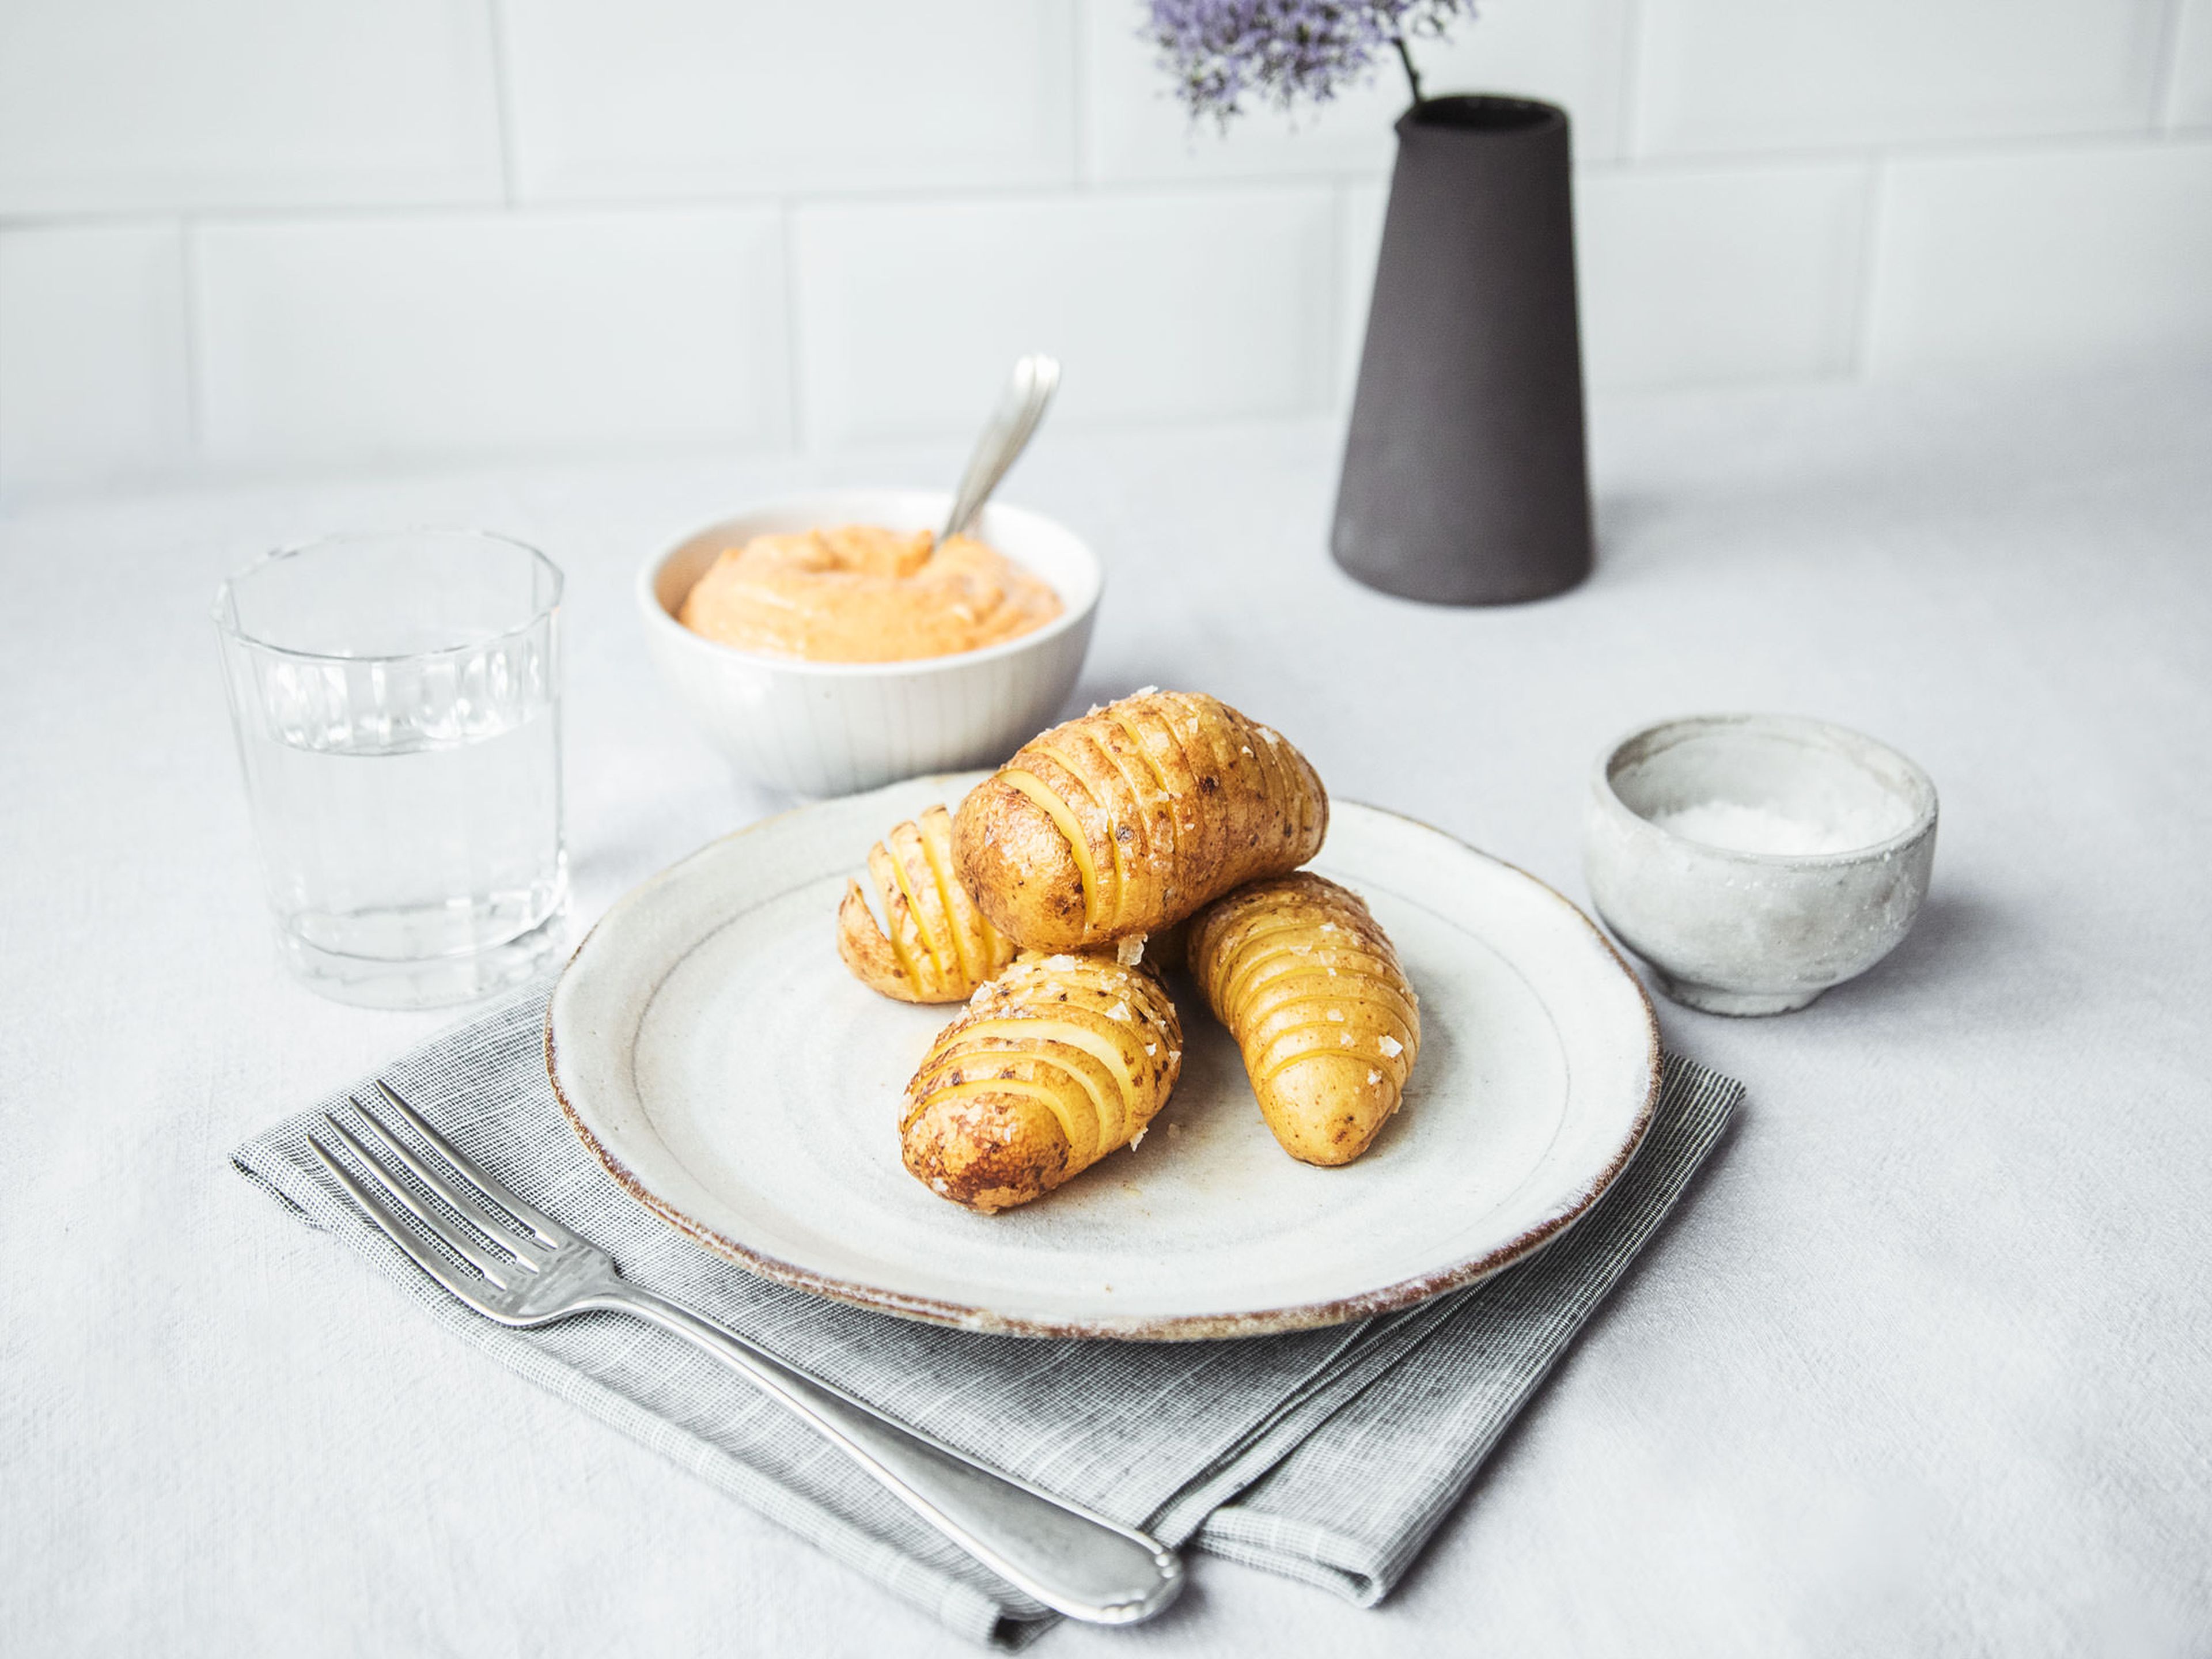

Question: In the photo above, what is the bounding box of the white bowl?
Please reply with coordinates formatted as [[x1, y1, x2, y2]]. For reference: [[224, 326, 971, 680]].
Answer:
[[1584, 714, 1939, 1016], [639, 490, 1099, 797]]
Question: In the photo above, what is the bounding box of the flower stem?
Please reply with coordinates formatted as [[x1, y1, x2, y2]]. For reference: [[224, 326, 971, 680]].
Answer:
[[1393, 35, 1425, 107]]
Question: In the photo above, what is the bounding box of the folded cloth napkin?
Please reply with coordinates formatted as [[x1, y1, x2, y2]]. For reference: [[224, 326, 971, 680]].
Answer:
[[233, 980, 1740, 1647]]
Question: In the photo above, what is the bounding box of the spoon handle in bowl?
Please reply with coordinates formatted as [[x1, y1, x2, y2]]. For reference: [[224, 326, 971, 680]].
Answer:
[[942, 354, 1060, 543]]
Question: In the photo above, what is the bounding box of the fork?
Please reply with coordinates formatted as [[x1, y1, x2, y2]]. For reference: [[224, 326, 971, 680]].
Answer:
[[308, 1080, 1183, 1627]]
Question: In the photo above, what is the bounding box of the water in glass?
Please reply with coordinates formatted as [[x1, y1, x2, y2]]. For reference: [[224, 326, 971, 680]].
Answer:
[[216, 531, 567, 1008]]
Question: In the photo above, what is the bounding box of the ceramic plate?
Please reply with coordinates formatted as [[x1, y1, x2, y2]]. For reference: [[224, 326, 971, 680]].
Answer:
[[547, 774, 1660, 1340]]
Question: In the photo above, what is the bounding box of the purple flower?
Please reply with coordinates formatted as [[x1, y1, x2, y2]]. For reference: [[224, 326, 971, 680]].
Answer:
[[1146, 0, 1472, 126]]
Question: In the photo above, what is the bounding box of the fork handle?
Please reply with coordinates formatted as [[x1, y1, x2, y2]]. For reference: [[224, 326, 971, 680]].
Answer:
[[590, 1285, 1183, 1626]]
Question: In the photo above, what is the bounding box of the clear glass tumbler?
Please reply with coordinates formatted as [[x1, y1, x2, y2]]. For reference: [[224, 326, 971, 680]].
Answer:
[[214, 530, 568, 1009]]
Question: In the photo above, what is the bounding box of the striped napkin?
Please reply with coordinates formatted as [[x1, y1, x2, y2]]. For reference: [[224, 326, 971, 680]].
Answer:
[[233, 982, 1739, 1647]]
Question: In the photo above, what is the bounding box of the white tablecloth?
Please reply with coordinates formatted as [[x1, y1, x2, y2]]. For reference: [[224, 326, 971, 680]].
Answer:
[[5, 370, 2209, 1655]]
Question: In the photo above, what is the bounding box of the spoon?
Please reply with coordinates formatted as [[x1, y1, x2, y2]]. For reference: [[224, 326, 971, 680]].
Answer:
[[940, 353, 1061, 543]]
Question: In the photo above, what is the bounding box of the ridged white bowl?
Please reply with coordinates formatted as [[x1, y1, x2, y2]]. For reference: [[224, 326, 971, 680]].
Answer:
[[639, 490, 1099, 797]]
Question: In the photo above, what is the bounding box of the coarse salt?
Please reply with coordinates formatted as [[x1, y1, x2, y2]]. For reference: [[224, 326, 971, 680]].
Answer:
[[1368, 1070, 1381, 1085], [1107, 1001, 1130, 1021], [1327, 1009, 1345, 1022], [1378, 1034, 1403, 1057], [1117, 935, 1146, 967], [1043, 954, 1079, 971], [1653, 797, 1906, 855], [1129, 1127, 1146, 1149]]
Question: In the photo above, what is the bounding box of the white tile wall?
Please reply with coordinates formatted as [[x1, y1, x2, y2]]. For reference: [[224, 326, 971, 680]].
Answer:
[[1086, 0, 1630, 179], [1577, 163, 1872, 389], [795, 188, 1336, 446], [2169, 0, 2212, 128], [0, 224, 191, 494], [1636, 0, 2171, 156], [1336, 183, 1391, 404], [0, 0, 2209, 497], [194, 209, 787, 468], [1864, 139, 2212, 379], [0, 0, 501, 214], [502, 0, 1078, 200]]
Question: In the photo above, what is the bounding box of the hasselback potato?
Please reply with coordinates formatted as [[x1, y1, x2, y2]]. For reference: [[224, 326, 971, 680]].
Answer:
[[902, 951, 1182, 1212], [837, 805, 1016, 1002], [1188, 873, 1419, 1166], [952, 690, 1327, 953]]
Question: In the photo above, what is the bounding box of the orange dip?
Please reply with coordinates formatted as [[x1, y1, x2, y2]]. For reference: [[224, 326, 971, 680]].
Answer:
[[677, 524, 1062, 662]]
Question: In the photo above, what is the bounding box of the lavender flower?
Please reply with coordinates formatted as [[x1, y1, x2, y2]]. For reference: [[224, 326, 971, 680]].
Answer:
[[1146, 0, 1472, 127]]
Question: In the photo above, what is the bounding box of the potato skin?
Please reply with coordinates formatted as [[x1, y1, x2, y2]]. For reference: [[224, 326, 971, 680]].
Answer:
[[952, 690, 1327, 953], [1188, 873, 1419, 1166], [837, 804, 1016, 1003], [902, 952, 1182, 1213]]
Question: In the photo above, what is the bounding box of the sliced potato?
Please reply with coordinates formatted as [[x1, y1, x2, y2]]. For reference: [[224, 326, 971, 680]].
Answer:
[[952, 690, 1328, 953], [1188, 873, 1419, 1166], [837, 804, 1015, 1003], [901, 951, 1182, 1213]]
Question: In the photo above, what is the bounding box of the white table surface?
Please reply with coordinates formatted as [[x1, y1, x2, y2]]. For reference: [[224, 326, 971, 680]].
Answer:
[[5, 370, 2209, 1656]]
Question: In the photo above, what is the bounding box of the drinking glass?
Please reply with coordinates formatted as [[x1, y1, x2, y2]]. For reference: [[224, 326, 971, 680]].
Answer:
[[214, 531, 567, 1009]]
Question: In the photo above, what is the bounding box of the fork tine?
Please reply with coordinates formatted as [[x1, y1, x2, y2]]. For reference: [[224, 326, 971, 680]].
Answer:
[[308, 1130, 498, 1305], [316, 1115, 519, 1289], [347, 1094, 546, 1268], [373, 1079, 569, 1247]]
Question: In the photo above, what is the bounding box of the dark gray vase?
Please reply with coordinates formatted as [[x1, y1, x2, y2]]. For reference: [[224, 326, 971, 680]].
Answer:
[[1331, 96, 1593, 605]]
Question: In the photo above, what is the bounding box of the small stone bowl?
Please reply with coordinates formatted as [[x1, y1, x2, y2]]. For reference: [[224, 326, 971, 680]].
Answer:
[[1584, 714, 1939, 1016]]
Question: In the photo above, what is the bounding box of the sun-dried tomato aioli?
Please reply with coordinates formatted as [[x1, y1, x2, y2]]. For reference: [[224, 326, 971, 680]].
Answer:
[[677, 524, 1061, 662]]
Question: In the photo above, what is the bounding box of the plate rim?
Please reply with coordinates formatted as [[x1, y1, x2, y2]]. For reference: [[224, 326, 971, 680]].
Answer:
[[545, 787, 1662, 1342]]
